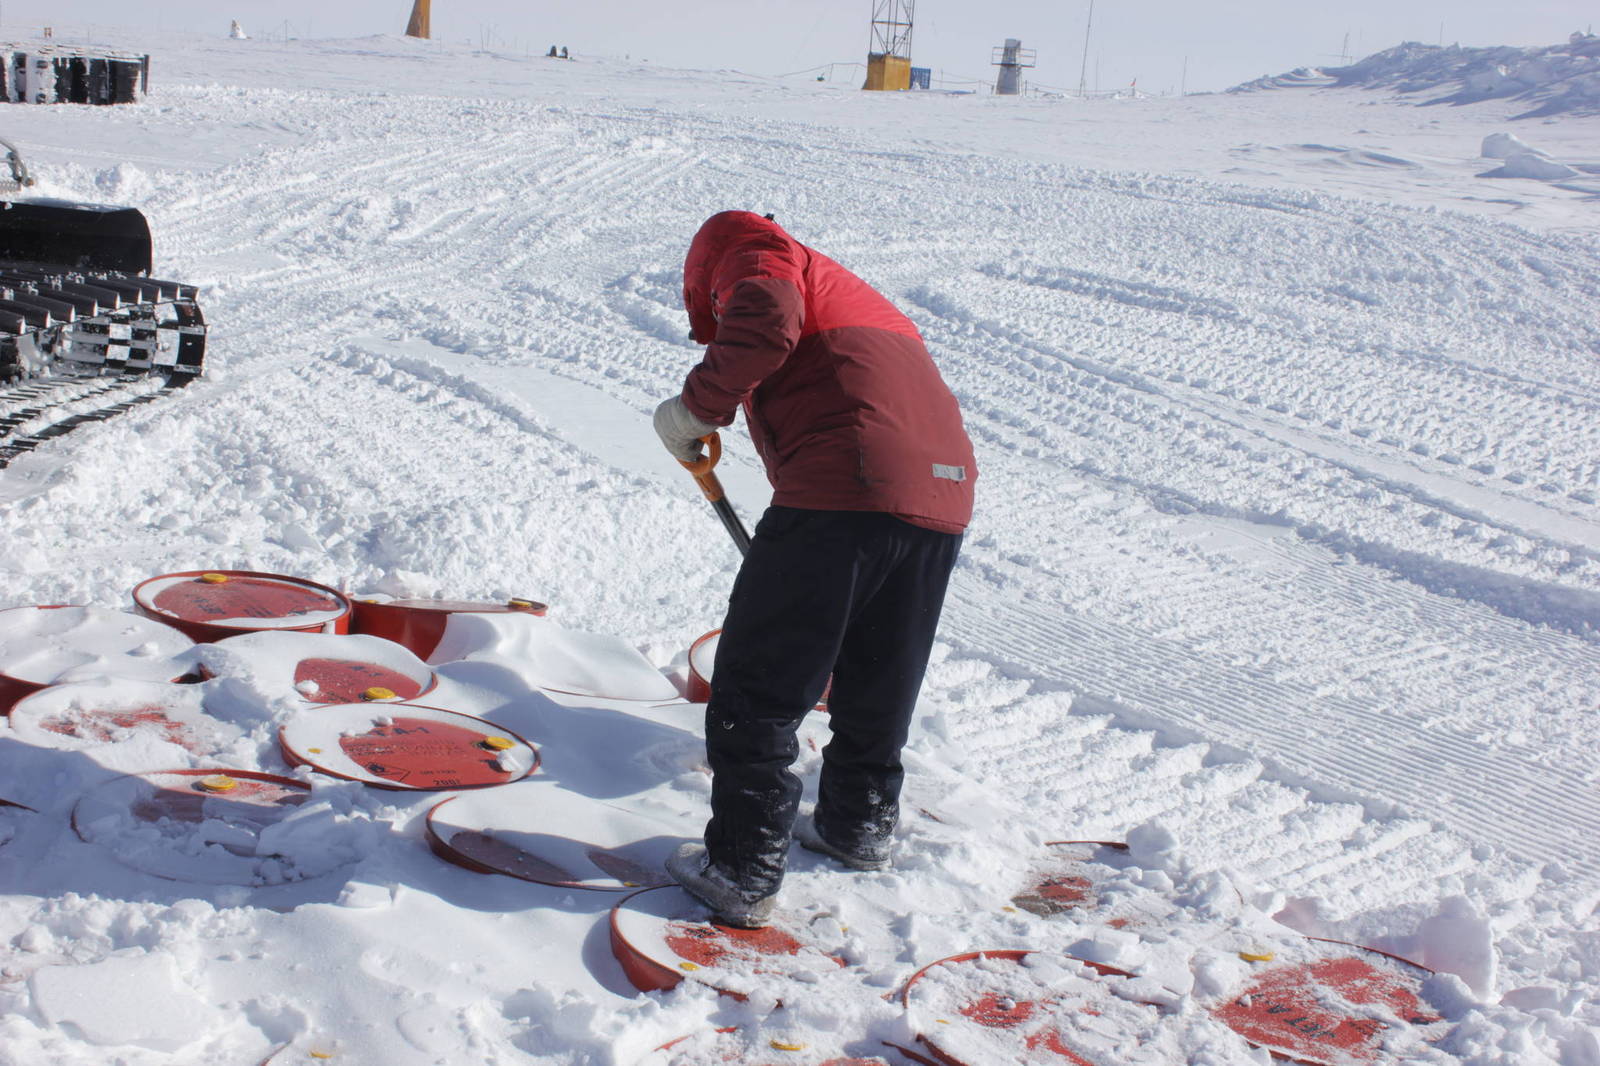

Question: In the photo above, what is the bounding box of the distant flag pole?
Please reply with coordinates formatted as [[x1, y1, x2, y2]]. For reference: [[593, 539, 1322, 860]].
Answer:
[[1077, 0, 1095, 97], [405, 0, 431, 39]]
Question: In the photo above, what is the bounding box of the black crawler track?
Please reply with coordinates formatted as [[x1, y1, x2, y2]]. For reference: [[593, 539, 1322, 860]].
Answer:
[[0, 264, 205, 468], [0, 373, 192, 469]]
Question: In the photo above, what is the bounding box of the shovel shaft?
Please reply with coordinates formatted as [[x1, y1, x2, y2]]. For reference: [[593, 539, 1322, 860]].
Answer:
[[679, 432, 751, 557], [710, 496, 752, 556]]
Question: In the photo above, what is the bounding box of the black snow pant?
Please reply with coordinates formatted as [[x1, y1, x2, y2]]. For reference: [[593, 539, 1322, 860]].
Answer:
[[702, 506, 963, 897]]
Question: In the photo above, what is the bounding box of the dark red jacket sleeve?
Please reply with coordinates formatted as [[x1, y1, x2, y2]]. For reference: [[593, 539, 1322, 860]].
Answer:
[[681, 276, 804, 425]]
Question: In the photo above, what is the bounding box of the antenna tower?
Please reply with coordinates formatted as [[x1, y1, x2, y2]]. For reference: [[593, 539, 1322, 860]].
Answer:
[[864, 0, 915, 90]]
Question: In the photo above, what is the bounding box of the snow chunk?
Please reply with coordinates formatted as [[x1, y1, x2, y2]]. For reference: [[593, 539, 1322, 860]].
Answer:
[[1481, 132, 1544, 159], [31, 953, 216, 1052], [1417, 896, 1497, 998], [1484, 152, 1581, 180], [1125, 822, 1179, 870]]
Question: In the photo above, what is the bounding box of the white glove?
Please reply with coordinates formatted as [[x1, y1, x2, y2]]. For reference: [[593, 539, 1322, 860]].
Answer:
[[653, 395, 719, 463]]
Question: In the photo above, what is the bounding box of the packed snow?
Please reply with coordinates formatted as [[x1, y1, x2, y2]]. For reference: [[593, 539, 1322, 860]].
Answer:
[[0, 25, 1598, 1066]]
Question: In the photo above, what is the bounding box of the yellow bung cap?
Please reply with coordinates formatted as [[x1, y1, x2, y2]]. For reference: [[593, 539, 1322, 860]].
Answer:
[[1239, 950, 1276, 963], [200, 572, 230, 584], [507, 598, 538, 609], [308, 747, 323, 754], [197, 774, 238, 793], [362, 686, 397, 701], [678, 961, 699, 971], [309, 1052, 336, 1061], [479, 736, 515, 751], [769, 1039, 807, 1052]]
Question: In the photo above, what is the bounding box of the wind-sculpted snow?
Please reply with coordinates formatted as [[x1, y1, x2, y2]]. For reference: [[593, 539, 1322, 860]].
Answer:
[[0, 29, 1598, 1066], [1235, 34, 1600, 117]]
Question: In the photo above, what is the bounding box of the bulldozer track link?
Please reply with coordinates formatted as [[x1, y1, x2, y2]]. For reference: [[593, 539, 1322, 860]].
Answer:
[[0, 262, 205, 468]]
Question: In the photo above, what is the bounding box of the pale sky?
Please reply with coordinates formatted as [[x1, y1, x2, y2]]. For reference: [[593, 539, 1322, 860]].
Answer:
[[13, 1, 1597, 94]]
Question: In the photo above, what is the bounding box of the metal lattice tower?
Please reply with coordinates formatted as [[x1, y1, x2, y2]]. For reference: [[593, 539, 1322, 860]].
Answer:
[[869, 0, 915, 61]]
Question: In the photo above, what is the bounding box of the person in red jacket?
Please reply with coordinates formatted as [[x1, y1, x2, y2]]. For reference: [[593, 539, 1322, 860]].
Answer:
[[655, 211, 976, 927]]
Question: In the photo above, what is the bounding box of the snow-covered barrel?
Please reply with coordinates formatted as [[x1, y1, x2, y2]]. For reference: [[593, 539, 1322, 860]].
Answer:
[[686, 627, 829, 709], [201, 631, 436, 704], [0, 605, 193, 714], [349, 596, 548, 661], [132, 570, 352, 643], [685, 628, 719, 703], [6, 678, 242, 760]]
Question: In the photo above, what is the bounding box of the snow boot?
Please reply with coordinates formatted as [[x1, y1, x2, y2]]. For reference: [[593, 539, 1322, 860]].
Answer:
[[665, 843, 776, 929], [795, 816, 891, 872]]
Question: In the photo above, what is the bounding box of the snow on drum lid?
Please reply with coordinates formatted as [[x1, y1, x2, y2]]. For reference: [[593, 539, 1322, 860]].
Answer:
[[7, 678, 241, 759], [1011, 841, 1238, 933], [610, 885, 847, 998], [900, 950, 1166, 1066], [1208, 939, 1447, 1066], [426, 780, 676, 890], [639, 1028, 891, 1066], [279, 703, 538, 790], [132, 570, 352, 643], [0, 605, 193, 713], [429, 611, 677, 702], [71, 769, 360, 886], [202, 631, 435, 704], [350, 596, 548, 661]]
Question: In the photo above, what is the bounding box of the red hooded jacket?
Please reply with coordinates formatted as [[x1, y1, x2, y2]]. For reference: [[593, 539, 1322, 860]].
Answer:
[[680, 212, 975, 534]]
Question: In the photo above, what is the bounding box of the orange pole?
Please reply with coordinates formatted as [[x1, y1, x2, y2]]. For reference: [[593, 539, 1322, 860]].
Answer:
[[405, 0, 431, 39]]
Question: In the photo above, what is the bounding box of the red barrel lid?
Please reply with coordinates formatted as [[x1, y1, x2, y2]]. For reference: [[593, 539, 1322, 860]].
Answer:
[[204, 631, 434, 704], [641, 1028, 891, 1065], [1011, 841, 1180, 927], [901, 950, 1160, 1066], [280, 703, 538, 790], [71, 769, 318, 885], [426, 782, 677, 890], [0, 605, 194, 713], [609, 885, 846, 997], [132, 570, 351, 643], [1210, 939, 1445, 1065], [7, 679, 240, 759], [350, 597, 547, 661]]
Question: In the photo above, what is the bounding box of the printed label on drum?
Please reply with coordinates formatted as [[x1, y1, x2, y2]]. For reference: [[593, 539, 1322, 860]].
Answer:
[[338, 716, 514, 788]]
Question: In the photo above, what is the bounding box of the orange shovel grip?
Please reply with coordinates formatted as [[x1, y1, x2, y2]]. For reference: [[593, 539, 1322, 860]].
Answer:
[[678, 432, 725, 503]]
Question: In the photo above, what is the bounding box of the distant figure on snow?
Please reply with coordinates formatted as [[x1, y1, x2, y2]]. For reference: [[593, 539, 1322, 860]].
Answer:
[[547, 45, 559, 58], [560, 46, 570, 59], [653, 211, 977, 927]]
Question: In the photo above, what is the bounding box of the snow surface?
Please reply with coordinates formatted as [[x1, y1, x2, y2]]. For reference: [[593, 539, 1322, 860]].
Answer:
[[0, 26, 1598, 1066]]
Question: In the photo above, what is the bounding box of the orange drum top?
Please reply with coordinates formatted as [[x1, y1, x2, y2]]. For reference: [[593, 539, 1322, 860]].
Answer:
[[133, 570, 352, 643], [280, 703, 539, 790]]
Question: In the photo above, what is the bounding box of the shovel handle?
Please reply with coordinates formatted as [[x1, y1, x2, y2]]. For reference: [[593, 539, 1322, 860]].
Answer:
[[679, 432, 726, 503], [677, 432, 751, 556]]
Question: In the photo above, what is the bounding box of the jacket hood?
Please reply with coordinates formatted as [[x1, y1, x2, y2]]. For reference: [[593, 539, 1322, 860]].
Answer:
[[682, 211, 790, 344]]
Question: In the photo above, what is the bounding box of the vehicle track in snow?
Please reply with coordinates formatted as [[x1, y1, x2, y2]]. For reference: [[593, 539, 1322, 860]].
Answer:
[[7, 68, 1599, 1012]]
